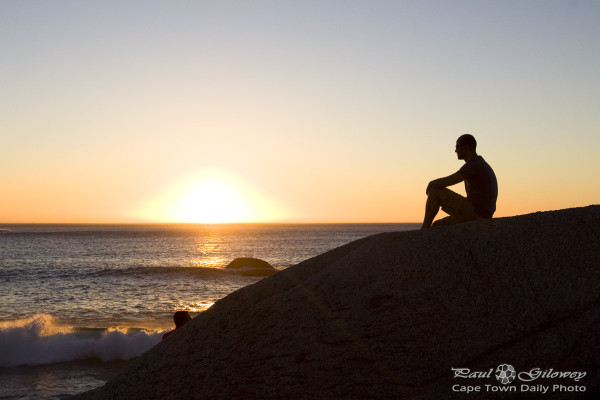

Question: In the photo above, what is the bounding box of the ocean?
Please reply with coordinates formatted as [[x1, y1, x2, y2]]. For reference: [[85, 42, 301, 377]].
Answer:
[[0, 223, 418, 399]]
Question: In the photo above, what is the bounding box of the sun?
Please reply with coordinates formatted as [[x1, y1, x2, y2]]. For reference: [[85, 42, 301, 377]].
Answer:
[[138, 171, 292, 223], [168, 178, 252, 223]]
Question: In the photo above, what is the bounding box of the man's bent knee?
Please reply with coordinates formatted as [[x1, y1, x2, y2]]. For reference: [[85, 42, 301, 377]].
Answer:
[[427, 186, 445, 200]]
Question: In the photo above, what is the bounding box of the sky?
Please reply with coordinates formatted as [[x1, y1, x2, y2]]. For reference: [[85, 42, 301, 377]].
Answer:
[[1, 0, 599, 223]]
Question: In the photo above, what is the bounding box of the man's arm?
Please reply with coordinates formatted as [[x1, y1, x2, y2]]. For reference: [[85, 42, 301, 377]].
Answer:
[[426, 172, 464, 194]]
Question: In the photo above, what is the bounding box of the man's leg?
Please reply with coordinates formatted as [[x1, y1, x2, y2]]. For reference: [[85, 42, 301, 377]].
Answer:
[[422, 187, 443, 229], [422, 187, 475, 229], [432, 215, 460, 228]]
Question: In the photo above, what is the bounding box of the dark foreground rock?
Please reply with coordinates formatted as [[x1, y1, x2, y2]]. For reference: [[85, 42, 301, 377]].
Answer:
[[74, 206, 600, 399]]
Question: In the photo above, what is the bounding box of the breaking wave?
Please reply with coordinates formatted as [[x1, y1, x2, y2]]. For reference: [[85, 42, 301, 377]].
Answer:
[[0, 314, 163, 367]]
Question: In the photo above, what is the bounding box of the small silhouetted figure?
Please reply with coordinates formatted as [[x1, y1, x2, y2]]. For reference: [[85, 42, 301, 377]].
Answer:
[[421, 134, 498, 229], [162, 311, 191, 340]]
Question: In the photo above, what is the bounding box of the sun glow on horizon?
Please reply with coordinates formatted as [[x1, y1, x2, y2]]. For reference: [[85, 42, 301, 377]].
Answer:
[[139, 171, 290, 224], [168, 178, 251, 223]]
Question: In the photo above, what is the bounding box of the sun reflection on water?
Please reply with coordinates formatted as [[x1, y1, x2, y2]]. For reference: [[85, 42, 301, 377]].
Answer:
[[175, 301, 215, 313], [190, 257, 226, 268], [189, 234, 231, 269]]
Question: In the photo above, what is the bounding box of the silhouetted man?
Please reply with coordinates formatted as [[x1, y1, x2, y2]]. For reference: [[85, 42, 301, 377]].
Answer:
[[421, 134, 498, 229]]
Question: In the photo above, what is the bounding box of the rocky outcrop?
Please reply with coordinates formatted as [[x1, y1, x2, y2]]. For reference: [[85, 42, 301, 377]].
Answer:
[[74, 206, 600, 399], [225, 257, 277, 277]]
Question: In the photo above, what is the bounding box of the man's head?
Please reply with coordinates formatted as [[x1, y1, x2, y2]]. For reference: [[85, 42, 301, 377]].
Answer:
[[173, 311, 191, 328], [455, 134, 477, 161]]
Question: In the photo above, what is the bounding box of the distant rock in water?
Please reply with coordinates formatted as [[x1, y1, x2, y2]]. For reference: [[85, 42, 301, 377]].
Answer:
[[75, 206, 600, 399], [225, 257, 277, 277]]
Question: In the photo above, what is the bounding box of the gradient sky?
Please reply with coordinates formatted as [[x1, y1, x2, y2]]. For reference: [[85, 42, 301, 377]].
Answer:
[[1, 0, 599, 223]]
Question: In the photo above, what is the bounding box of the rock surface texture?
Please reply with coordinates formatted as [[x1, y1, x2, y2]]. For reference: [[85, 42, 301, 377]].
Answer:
[[74, 206, 600, 399]]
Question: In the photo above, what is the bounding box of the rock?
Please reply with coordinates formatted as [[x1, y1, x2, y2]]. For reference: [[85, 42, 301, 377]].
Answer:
[[225, 257, 277, 277], [74, 205, 600, 399]]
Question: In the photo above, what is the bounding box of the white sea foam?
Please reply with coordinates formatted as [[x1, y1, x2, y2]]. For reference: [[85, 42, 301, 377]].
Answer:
[[0, 314, 163, 367]]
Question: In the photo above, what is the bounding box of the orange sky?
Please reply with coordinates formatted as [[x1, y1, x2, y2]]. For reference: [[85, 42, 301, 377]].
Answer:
[[1, 1, 599, 223]]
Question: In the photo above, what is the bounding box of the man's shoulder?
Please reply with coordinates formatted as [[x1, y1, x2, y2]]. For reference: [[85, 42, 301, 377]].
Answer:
[[476, 156, 495, 171], [459, 156, 494, 175], [466, 155, 491, 168]]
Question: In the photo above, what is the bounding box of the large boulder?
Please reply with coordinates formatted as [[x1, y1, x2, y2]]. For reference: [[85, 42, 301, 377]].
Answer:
[[75, 206, 600, 399], [225, 257, 277, 277]]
